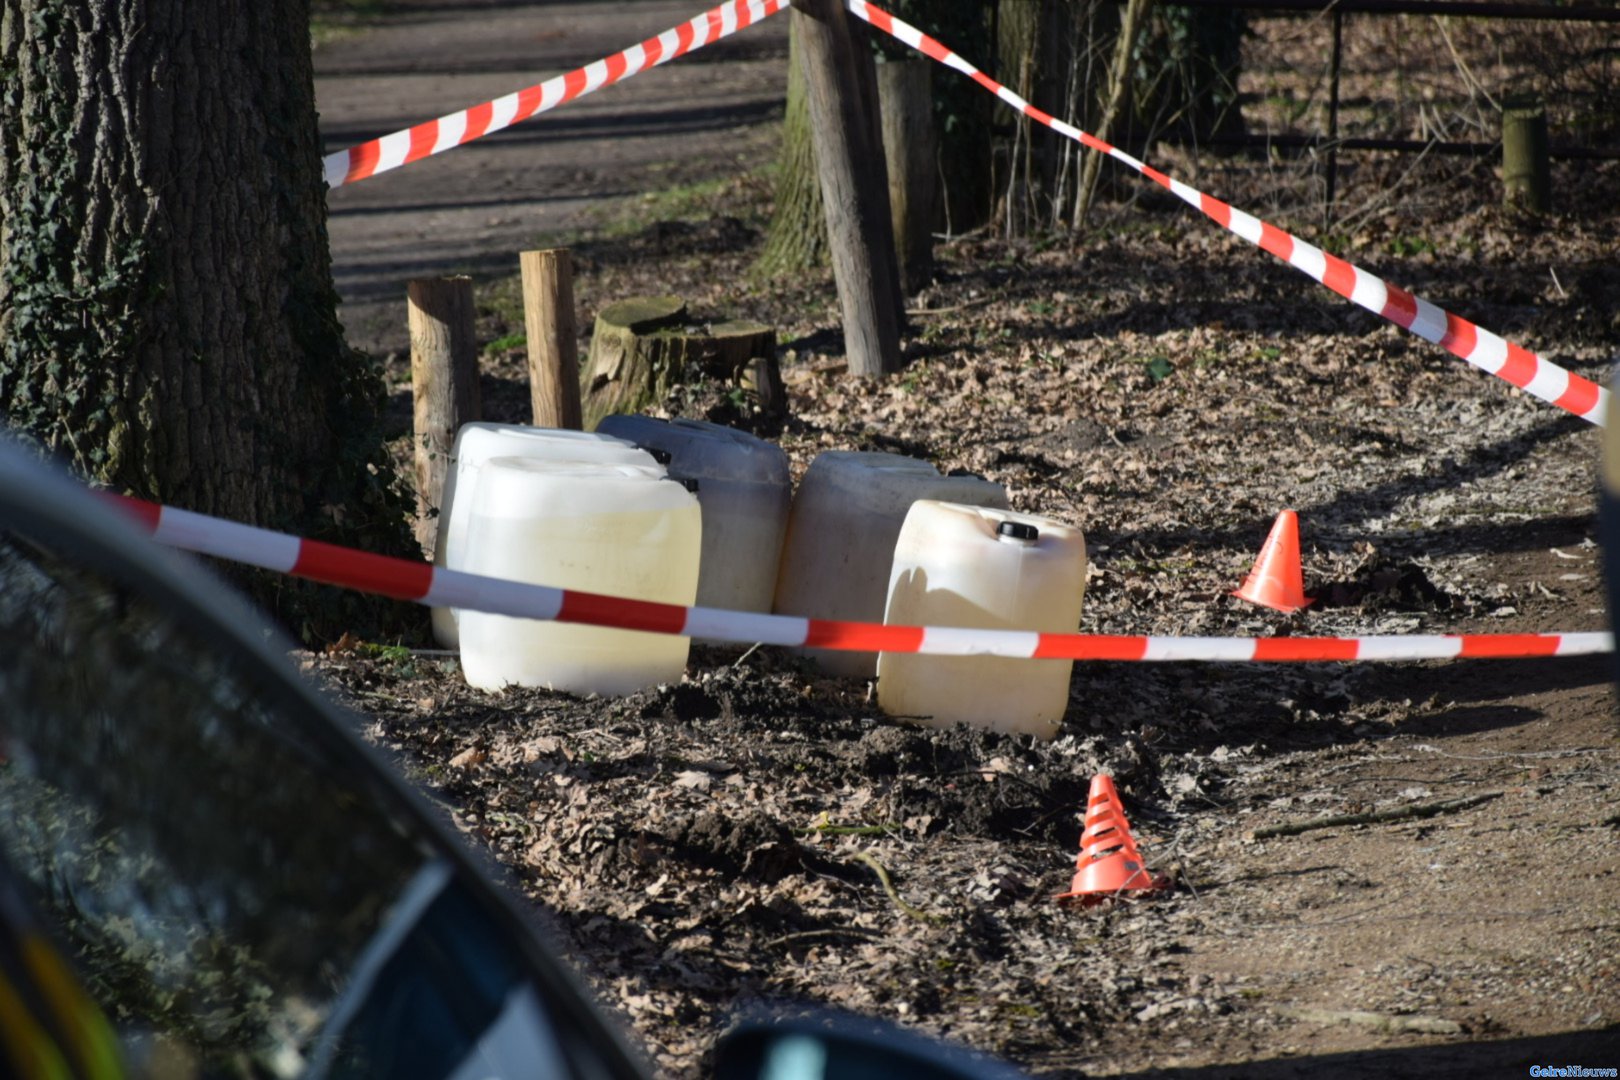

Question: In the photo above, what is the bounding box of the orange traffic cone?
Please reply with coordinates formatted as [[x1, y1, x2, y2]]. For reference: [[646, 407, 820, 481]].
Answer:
[[1055, 774, 1169, 904], [1232, 509, 1313, 613]]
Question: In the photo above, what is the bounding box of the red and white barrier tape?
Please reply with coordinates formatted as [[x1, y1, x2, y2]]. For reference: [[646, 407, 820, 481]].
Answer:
[[846, 0, 1608, 427], [320, 0, 1600, 424], [104, 493, 1609, 663], [322, 0, 786, 189]]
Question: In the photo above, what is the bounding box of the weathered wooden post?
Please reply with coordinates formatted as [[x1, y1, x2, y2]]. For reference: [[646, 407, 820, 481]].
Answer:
[[521, 248, 584, 429], [1502, 94, 1551, 214], [791, 0, 904, 377], [879, 58, 935, 295], [408, 276, 481, 558]]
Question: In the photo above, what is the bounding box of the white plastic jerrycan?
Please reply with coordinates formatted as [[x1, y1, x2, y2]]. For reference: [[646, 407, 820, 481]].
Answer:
[[432, 424, 659, 647], [773, 451, 1008, 678], [595, 415, 791, 613], [877, 501, 1086, 740], [457, 458, 701, 697]]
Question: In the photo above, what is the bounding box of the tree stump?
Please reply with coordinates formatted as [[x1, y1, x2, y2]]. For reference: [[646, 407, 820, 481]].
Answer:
[[581, 297, 784, 428]]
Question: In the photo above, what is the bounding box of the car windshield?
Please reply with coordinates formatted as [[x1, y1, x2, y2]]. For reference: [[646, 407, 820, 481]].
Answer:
[[0, 526, 544, 1078]]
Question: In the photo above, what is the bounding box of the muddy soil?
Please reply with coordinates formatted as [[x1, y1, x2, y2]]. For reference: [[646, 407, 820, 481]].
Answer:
[[312, 5, 1620, 1078]]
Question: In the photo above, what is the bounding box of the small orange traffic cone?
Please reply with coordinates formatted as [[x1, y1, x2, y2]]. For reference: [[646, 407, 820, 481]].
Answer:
[[1055, 774, 1169, 904], [1232, 509, 1313, 613]]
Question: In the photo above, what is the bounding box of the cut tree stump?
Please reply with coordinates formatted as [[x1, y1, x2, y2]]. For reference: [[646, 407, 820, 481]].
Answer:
[[581, 296, 784, 428]]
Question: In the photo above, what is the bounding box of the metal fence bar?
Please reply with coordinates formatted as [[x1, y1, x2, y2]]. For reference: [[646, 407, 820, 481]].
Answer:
[[1169, 132, 1620, 161], [1153, 0, 1620, 22]]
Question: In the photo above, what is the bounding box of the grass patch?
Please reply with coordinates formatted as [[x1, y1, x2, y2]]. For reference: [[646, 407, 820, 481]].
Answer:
[[484, 332, 527, 354], [310, 0, 395, 47]]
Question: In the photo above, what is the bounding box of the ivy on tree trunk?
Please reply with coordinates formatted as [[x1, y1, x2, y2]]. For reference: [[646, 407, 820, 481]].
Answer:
[[754, 24, 830, 278], [0, 0, 412, 639]]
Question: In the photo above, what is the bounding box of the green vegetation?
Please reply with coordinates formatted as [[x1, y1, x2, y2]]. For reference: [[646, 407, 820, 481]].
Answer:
[[483, 332, 527, 354], [310, 0, 393, 46], [356, 641, 413, 665]]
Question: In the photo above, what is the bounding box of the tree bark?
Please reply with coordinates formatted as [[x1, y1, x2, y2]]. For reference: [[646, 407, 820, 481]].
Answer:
[[790, 0, 903, 378], [874, 0, 994, 235], [879, 59, 935, 295], [754, 23, 830, 278], [0, 0, 406, 580]]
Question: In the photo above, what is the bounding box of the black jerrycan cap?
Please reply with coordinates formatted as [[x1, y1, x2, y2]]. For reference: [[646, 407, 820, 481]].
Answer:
[[998, 520, 1039, 542], [642, 447, 674, 465], [663, 476, 700, 493]]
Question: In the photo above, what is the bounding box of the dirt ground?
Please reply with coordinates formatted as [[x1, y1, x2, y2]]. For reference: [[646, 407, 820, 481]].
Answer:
[[312, 4, 1620, 1078]]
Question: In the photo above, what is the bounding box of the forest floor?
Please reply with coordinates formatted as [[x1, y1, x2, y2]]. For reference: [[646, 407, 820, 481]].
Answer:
[[313, 4, 1620, 1077]]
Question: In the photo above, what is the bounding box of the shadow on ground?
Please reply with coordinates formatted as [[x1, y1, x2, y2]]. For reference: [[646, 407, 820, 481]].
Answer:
[[1108, 1023, 1620, 1079]]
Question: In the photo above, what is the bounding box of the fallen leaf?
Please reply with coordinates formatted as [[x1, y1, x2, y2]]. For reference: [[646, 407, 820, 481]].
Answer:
[[674, 770, 712, 791], [449, 746, 486, 770], [324, 631, 359, 656]]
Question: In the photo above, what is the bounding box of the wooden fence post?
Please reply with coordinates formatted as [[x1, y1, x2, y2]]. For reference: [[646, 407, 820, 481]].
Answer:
[[791, 0, 904, 378], [408, 276, 481, 559], [1502, 94, 1551, 214], [521, 248, 584, 429], [879, 58, 935, 295]]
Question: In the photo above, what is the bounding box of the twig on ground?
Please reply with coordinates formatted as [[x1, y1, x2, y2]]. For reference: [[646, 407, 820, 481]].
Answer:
[[762, 927, 884, 950], [796, 823, 895, 838], [846, 849, 944, 924], [1550, 267, 1568, 299], [1250, 791, 1503, 839]]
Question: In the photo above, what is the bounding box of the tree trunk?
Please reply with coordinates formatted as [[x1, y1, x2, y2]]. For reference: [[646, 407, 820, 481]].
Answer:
[[0, 0, 406, 585], [761, 2, 994, 273], [754, 22, 829, 278], [790, 0, 903, 377], [875, 0, 994, 235], [879, 59, 935, 295]]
